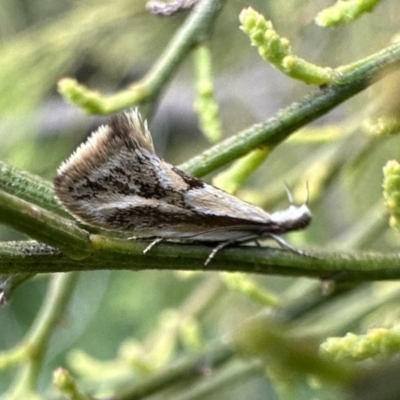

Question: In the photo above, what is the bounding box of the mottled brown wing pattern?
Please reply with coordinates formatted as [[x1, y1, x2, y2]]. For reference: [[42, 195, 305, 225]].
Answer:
[[54, 110, 311, 243]]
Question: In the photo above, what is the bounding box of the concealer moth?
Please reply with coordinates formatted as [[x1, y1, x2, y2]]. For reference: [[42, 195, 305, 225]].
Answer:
[[54, 109, 311, 264]]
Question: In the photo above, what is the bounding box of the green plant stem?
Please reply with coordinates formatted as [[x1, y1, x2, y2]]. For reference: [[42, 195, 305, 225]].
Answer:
[[179, 274, 225, 319], [179, 41, 400, 177], [115, 343, 233, 400], [1, 40, 400, 282], [142, 0, 224, 101], [0, 189, 90, 258], [59, 0, 226, 114], [7, 272, 79, 399], [0, 161, 67, 216], [138, 275, 225, 368], [2, 239, 400, 283], [193, 44, 222, 143], [294, 282, 400, 337], [172, 361, 263, 400], [212, 147, 270, 194]]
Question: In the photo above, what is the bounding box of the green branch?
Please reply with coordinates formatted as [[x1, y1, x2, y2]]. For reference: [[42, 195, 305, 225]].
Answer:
[[58, 0, 226, 114], [0, 189, 89, 258], [240, 8, 334, 85], [5, 273, 79, 399], [1, 240, 400, 283], [116, 343, 233, 400], [180, 40, 400, 176], [1, 40, 400, 282], [0, 161, 66, 216]]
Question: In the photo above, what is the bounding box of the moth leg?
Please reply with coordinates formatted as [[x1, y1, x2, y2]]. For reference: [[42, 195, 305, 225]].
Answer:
[[205, 234, 260, 266], [205, 241, 232, 266], [267, 233, 304, 255], [143, 238, 163, 254]]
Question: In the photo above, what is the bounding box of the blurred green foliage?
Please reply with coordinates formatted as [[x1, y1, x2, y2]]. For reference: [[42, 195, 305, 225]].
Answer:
[[2, 0, 400, 399]]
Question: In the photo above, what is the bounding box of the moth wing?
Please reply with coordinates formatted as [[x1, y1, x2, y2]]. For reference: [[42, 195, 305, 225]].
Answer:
[[54, 110, 274, 236], [54, 110, 159, 229]]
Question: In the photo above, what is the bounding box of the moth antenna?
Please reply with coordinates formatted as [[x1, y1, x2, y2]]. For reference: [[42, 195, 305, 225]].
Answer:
[[305, 181, 310, 205], [283, 182, 294, 205]]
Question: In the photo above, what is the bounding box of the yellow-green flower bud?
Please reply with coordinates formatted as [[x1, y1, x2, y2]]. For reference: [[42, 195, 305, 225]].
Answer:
[[240, 7, 333, 85], [383, 160, 400, 230]]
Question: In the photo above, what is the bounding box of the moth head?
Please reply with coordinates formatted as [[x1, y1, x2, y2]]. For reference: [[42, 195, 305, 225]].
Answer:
[[269, 203, 312, 232]]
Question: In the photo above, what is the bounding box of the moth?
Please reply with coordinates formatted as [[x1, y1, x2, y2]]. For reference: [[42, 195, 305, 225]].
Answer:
[[54, 110, 311, 264]]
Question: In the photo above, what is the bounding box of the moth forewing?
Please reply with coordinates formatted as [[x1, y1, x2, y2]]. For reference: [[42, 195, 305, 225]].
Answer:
[[54, 109, 311, 263]]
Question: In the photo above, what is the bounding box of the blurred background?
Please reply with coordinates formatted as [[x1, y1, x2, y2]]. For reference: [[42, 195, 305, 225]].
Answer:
[[1, 0, 400, 398]]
